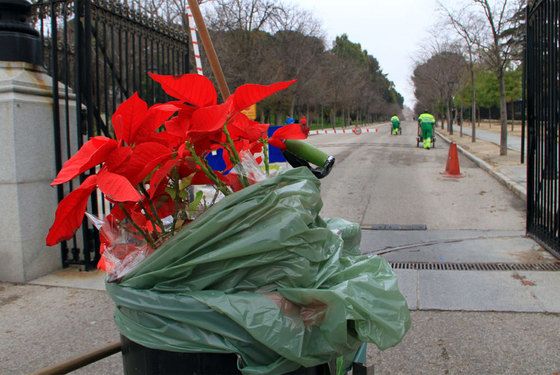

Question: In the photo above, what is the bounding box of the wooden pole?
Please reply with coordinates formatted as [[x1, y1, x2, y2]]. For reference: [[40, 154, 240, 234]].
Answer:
[[28, 341, 121, 375], [186, 0, 231, 100]]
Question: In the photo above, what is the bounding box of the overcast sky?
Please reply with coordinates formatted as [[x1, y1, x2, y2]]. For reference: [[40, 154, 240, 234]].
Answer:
[[292, 0, 440, 108]]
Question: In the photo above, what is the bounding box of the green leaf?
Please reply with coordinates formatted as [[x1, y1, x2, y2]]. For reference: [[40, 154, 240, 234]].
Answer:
[[165, 187, 176, 200], [188, 190, 204, 215], [179, 174, 195, 191]]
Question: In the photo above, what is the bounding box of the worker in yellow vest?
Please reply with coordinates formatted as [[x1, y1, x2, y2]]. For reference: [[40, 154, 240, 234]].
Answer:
[[417, 111, 435, 149], [390, 114, 400, 135]]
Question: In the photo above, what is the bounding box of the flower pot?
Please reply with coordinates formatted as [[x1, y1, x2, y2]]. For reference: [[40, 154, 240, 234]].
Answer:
[[120, 335, 329, 375]]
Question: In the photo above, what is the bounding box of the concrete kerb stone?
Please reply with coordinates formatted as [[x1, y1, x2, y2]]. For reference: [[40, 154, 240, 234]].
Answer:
[[436, 131, 527, 201]]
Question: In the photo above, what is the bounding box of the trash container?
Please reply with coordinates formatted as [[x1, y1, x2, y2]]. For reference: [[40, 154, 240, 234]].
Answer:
[[121, 335, 330, 375]]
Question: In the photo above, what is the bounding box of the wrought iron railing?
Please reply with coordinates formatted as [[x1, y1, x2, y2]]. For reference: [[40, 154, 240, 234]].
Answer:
[[31, 0, 190, 269], [526, 0, 560, 257]]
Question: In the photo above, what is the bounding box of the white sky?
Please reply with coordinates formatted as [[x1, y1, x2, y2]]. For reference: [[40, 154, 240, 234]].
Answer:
[[292, 0, 440, 108]]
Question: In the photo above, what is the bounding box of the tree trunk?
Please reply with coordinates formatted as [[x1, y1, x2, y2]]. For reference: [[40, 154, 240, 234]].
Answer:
[[460, 105, 463, 137], [477, 105, 481, 127], [499, 72, 508, 156], [447, 98, 453, 135], [510, 99, 514, 131], [471, 67, 476, 142]]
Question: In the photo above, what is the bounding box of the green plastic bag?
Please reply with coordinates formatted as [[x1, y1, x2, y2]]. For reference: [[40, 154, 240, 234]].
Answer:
[[106, 167, 410, 374]]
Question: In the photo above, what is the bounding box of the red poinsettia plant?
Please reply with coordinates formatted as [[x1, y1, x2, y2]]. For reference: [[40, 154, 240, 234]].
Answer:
[[46, 73, 308, 277]]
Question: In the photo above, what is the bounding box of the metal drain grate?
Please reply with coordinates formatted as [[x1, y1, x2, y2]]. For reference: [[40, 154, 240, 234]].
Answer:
[[361, 224, 427, 230], [389, 262, 560, 271]]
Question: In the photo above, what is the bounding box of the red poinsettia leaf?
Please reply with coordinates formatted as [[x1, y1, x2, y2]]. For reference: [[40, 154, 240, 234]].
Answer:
[[97, 256, 108, 271], [229, 80, 296, 114], [112, 93, 149, 144], [176, 159, 197, 178], [250, 141, 264, 154], [46, 175, 98, 246], [164, 106, 196, 138], [129, 209, 147, 228], [271, 123, 309, 140], [177, 143, 190, 159], [98, 214, 119, 253], [149, 73, 217, 107], [124, 142, 173, 186], [149, 183, 172, 210], [267, 138, 286, 150], [104, 146, 133, 173], [97, 169, 142, 202], [109, 202, 136, 221], [228, 115, 269, 142], [190, 101, 231, 133], [220, 147, 235, 170], [51, 137, 118, 185], [136, 103, 179, 138], [190, 170, 219, 185], [148, 159, 177, 198], [135, 130, 183, 150], [219, 173, 244, 192], [156, 196, 175, 219], [165, 116, 185, 138], [189, 128, 226, 156], [233, 139, 252, 156]]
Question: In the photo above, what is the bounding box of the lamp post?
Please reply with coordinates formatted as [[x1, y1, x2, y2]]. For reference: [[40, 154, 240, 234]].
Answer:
[[447, 80, 454, 135], [0, 0, 43, 66]]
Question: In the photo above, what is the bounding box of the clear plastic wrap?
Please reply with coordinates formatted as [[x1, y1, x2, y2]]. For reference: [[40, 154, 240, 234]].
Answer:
[[86, 213, 154, 281], [229, 150, 267, 185]]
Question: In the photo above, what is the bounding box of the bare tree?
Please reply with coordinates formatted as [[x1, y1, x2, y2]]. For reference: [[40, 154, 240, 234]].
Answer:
[[412, 40, 467, 131], [472, 0, 526, 155], [274, 4, 325, 39], [206, 0, 286, 33], [438, 1, 485, 142]]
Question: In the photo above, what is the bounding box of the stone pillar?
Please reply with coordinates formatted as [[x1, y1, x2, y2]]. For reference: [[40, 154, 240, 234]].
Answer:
[[0, 1, 75, 282]]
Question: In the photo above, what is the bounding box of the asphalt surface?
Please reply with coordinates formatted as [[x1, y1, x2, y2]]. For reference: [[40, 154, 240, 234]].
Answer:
[[361, 123, 559, 374], [1, 122, 559, 375]]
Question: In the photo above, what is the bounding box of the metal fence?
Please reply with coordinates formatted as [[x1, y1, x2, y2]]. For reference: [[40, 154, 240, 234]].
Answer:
[[526, 0, 560, 257], [31, 0, 190, 269]]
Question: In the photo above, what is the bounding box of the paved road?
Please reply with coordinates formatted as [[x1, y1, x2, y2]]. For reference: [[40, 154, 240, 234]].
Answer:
[[307, 121, 526, 231]]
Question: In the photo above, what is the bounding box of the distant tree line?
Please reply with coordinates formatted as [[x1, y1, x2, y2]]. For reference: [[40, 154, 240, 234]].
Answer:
[[123, 0, 404, 127]]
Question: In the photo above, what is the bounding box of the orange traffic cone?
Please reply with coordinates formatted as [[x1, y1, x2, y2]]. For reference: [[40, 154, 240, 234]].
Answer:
[[441, 142, 464, 178]]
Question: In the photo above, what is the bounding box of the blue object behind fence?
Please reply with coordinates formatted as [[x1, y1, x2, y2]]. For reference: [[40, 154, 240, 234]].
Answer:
[[206, 148, 227, 172], [206, 127, 287, 169], [268, 126, 287, 163]]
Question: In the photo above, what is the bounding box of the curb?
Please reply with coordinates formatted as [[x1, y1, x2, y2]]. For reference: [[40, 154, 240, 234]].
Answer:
[[436, 131, 527, 201]]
